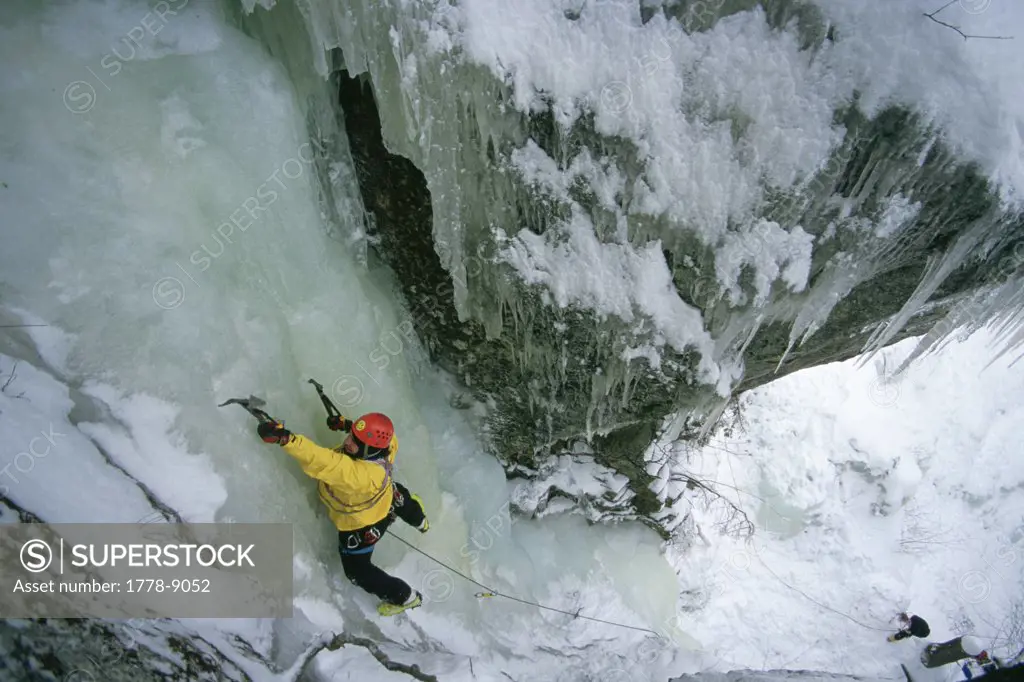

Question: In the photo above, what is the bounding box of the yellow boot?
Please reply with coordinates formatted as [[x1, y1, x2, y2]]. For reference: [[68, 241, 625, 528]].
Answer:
[[378, 591, 422, 617]]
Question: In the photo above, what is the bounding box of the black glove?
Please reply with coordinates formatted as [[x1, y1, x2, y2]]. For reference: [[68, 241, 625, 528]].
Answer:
[[258, 421, 292, 444], [327, 415, 352, 432]]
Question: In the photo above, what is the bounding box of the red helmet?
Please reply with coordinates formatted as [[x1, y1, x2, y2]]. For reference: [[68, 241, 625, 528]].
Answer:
[[351, 413, 393, 449]]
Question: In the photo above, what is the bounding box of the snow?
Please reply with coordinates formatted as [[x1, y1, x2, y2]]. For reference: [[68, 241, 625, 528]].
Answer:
[[76, 382, 229, 523], [715, 220, 815, 307], [462, 0, 850, 387], [497, 207, 721, 385], [814, 0, 1024, 205], [508, 453, 634, 520], [873, 195, 922, 240], [511, 140, 627, 216], [665, 326, 1024, 678], [457, 0, 847, 232], [0, 354, 156, 524]]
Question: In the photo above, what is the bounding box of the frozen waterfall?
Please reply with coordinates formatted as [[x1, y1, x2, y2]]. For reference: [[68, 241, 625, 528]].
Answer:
[[0, 0, 691, 678], [2, 0, 1024, 680]]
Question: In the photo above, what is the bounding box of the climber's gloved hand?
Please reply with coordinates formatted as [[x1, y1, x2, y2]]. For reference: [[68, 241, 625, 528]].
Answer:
[[327, 415, 353, 432], [258, 421, 292, 445]]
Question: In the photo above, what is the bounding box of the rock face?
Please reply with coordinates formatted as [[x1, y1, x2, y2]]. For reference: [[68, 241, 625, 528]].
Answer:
[[0, 618, 255, 682], [335, 65, 1023, 531], [225, 0, 1024, 536]]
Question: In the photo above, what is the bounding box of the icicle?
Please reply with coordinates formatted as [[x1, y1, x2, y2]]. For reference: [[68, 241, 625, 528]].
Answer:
[[780, 254, 867, 369], [859, 220, 991, 365], [980, 285, 1024, 369]]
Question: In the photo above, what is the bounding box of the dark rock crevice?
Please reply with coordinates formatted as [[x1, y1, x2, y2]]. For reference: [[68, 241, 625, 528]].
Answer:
[[0, 618, 254, 682]]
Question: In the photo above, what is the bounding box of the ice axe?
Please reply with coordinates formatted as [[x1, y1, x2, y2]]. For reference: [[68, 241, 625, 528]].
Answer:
[[218, 395, 278, 424], [307, 378, 342, 419]]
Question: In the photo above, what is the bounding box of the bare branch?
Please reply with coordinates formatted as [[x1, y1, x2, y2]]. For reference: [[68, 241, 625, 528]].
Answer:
[[931, 0, 960, 15], [1, 361, 17, 393], [924, 3, 1014, 41], [653, 441, 755, 538], [681, 473, 755, 537]]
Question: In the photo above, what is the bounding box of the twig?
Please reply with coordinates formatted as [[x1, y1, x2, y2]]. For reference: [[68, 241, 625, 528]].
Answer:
[[678, 472, 755, 536], [923, 2, 1014, 41], [1, 361, 17, 393], [654, 441, 755, 537], [930, 0, 960, 15]]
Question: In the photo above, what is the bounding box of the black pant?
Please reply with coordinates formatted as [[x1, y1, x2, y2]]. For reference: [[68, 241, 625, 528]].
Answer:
[[338, 482, 425, 605]]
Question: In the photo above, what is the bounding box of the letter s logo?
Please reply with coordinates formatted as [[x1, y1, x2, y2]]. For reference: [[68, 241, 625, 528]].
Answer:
[[21, 539, 53, 572]]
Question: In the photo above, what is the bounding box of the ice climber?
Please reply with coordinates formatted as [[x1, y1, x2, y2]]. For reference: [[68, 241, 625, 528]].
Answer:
[[257, 411, 429, 616]]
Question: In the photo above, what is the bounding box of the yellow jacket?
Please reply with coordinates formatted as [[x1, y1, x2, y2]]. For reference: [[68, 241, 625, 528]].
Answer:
[[282, 434, 398, 531]]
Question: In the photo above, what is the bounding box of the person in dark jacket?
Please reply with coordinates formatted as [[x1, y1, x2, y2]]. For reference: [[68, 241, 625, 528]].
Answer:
[[888, 612, 931, 641]]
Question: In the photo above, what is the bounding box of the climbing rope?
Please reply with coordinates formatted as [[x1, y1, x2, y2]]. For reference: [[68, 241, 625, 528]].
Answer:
[[386, 530, 662, 636], [649, 441, 911, 635], [748, 545, 893, 632]]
